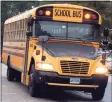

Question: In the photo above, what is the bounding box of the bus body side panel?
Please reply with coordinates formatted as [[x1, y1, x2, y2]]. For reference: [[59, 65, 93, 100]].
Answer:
[[2, 51, 8, 65], [2, 41, 26, 72]]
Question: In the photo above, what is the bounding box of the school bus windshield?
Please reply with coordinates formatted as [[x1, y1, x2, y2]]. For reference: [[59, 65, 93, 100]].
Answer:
[[34, 21, 100, 42]]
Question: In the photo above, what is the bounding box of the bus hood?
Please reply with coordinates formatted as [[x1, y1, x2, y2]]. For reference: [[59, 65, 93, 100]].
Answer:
[[41, 42, 100, 60]]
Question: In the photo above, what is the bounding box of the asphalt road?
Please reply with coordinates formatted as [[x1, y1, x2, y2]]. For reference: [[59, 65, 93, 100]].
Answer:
[[1, 63, 112, 102]]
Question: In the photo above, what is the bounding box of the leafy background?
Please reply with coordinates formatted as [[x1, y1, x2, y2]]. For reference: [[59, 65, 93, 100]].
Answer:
[[1, 1, 112, 27], [1, 1, 112, 47]]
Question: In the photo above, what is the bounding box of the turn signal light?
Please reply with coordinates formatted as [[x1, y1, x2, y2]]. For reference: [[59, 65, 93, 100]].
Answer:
[[36, 50, 40, 55]]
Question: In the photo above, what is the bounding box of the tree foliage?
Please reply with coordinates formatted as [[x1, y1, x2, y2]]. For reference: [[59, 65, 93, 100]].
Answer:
[[1, 1, 112, 28]]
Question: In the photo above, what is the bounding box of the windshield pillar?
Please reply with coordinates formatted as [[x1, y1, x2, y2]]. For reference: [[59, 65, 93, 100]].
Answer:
[[33, 21, 36, 36]]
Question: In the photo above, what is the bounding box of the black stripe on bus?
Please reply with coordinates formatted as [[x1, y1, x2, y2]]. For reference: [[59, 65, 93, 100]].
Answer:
[[3, 50, 24, 57], [3, 40, 25, 42], [10, 64, 24, 72], [3, 45, 25, 50]]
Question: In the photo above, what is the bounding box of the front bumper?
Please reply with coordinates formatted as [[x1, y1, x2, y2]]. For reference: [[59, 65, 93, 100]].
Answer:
[[34, 70, 108, 90]]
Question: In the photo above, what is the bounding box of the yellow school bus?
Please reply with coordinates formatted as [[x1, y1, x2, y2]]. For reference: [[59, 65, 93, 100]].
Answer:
[[2, 4, 109, 100]]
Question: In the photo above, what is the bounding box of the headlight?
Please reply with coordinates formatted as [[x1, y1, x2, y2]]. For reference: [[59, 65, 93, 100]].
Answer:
[[36, 63, 54, 71], [95, 67, 108, 73]]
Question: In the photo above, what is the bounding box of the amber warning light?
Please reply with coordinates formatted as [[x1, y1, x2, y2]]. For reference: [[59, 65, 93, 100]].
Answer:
[[45, 10, 51, 16], [38, 8, 52, 17], [84, 13, 91, 19], [84, 12, 97, 20]]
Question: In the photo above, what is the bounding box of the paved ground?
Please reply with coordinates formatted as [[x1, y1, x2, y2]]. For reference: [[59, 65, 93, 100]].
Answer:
[[1, 63, 112, 102]]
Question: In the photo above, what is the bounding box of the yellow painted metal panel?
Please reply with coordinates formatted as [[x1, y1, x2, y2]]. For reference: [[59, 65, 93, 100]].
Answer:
[[10, 55, 24, 70], [21, 73, 24, 84], [53, 7, 83, 23], [2, 52, 8, 64], [25, 75, 29, 86]]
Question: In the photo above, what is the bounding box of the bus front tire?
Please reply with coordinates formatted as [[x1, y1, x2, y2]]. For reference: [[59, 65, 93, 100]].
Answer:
[[91, 86, 105, 101], [28, 63, 41, 97], [7, 60, 15, 81]]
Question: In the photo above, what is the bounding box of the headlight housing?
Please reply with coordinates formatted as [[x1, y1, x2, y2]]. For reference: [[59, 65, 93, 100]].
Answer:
[[95, 67, 108, 73], [36, 63, 54, 71]]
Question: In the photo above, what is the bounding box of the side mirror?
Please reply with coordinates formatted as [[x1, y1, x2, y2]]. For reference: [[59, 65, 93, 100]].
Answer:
[[26, 31, 32, 37], [103, 28, 109, 37], [38, 35, 49, 43]]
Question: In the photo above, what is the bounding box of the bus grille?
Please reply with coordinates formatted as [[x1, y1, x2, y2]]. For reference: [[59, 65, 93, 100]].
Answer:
[[60, 61, 90, 74]]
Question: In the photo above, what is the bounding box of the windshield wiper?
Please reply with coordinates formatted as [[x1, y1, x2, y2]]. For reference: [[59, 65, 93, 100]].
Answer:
[[45, 47, 55, 56]]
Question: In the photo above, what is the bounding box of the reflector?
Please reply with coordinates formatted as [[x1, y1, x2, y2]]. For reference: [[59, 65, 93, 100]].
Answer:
[[36, 50, 40, 55]]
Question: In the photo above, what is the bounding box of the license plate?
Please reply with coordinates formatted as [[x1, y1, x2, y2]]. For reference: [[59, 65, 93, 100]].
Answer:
[[53, 7, 83, 22], [70, 78, 80, 84]]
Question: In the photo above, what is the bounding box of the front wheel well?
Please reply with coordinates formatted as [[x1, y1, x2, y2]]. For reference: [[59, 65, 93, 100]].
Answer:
[[28, 57, 35, 75], [7, 55, 10, 66]]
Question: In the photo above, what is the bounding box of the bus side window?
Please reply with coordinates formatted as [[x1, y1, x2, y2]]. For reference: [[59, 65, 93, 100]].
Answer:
[[9, 23, 11, 40], [24, 19, 27, 39], [10, 23, 11, 40], [17, 21, 19, 40], [7, 24, 10, 40], [15, 21, 17, 40], [13, 22, 15, 40], [20, 20, 22, 40], [21, 20, 24, 40], [23, 19, 26, 39], [22, 19, 24, 40], [18, 20, 20, 40], [12, 22, 14, 40], [25, 19, 30, 39], [10, 23, 12, 40]]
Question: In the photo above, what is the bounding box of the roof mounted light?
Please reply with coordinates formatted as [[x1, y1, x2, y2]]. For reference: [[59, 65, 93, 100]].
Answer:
[[92, 14, 97, 20], [45, 10, 51, 16], [84, 13, 91, 19], [36, 6, 53, 19], [39, 10, 44, 16], [83, 9, 99, 23]]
